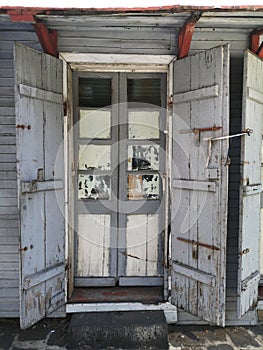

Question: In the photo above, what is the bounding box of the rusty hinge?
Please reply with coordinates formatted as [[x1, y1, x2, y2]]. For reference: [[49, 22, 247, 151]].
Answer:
[[239, 248, 250, 256], [177, 236, 220, 251], [16, 124, 31, 130], [168, 95, 173, 108], [19, 244, 34, 252]]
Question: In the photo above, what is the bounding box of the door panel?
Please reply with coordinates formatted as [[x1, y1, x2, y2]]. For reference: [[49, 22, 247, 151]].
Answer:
[[15, 43, 65, 329], [171, 45, 230, 326], [238, 50, 263, 317], [74, 72, 118, 286], [74, 72, 166, 287]]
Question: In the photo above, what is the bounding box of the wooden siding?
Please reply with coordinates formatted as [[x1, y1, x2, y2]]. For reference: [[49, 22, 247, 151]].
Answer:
[[0, 22, 42, 317], [57, 27, 178, 55], [190, 28, 249, 57]]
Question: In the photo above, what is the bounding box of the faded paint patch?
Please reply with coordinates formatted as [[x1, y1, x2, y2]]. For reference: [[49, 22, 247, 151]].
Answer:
[[78, 174, 111, 199], [128, 110, 160, 139], [128, 174, 159, 200], [79, 144, 111, 170], [79, 109, 111, 139]]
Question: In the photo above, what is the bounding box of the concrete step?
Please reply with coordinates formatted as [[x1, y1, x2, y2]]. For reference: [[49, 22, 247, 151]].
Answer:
[[66, 311, 169, 349]]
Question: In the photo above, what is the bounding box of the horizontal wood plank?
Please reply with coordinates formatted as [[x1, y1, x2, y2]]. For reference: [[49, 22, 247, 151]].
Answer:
[[172, 179, 217, 192], [173, 85, 219, 104], [172, 261, 216, 287], [19, 84, 63, 104]]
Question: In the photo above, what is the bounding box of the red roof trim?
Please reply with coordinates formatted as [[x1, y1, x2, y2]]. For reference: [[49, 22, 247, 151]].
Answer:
[[2, 5, 263, 23], [1, 5, 263, 15], [178, 13, 200, 59]]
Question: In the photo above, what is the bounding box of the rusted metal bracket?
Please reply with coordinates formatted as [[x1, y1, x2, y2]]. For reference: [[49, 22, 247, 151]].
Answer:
[[178, 12, 201, 59], [180, 125, 222, 134], [33, 21, 58, 57], [204, 128, 253, 168], [239, 248, 250, 256], [250, 29, 263, 58], [180, 125, 222, 146], [16, 124, 31, 130], [177, 236, 220, 251]]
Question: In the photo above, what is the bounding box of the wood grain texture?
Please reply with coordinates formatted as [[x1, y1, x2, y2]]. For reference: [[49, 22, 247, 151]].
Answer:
[[171, 45, 230, 326]]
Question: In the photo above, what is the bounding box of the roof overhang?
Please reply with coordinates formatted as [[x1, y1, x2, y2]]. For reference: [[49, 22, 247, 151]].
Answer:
[[1, 6, 263, 59], [1, 6, 263, 22]]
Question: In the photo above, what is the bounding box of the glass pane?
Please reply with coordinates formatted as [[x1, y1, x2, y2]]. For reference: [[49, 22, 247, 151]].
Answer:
[[128, 78, 161, 106], [79, 109, 111, 139], [78, 174, 111, 200], [128, 110, 160, 139], [127, 145, 159, 171], [127, 174, 159, 200], [79, 145, 111, 171], [79, 78, 111, 107]]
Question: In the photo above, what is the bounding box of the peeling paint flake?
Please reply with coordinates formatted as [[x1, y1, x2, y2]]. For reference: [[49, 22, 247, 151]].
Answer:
[[78, 174, 111, 200], [127, 144, 159, 171], [127, 174, 159, 200]]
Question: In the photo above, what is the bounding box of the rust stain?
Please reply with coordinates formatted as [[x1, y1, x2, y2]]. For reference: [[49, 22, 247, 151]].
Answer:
[[16, 124, 31, 130], [239, 248, 250, 256], [177, 236, 220, 251], [103, 291, 129, 297], [20, 246, 28, 252]]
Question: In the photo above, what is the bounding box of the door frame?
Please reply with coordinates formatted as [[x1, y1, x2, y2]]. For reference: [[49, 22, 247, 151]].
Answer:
[[59, 53, 176, 304]]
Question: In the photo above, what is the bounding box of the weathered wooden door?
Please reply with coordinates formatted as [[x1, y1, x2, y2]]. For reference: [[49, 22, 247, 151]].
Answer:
[[15, 43, 65, 329], [73, 72, 166, 287], [238, 50, 263, 318], [171, 45, 230, 326]]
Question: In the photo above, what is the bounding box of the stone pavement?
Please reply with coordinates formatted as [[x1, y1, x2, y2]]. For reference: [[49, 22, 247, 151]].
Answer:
[[1, 316, 263, 349], [168, 324, 263, 350]]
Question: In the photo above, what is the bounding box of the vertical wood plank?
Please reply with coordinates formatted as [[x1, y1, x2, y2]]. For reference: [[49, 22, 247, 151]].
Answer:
[[238, 50, 263, 317], [171, 45, 229, 326]]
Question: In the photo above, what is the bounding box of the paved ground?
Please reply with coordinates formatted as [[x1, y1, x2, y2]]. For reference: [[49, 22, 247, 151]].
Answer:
[[1, 316, 263, 349], [168, 324, 263, 350]]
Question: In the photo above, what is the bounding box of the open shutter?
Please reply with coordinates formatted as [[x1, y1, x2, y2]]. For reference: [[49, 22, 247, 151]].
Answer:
[[238, 51, 263, 318], [171, 45, 230, 326], [15, 43, 65, 329]]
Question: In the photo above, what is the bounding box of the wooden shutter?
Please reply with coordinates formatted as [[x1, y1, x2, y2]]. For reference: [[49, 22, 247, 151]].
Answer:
[[238, 51, 263, 318], [170, 45, 230, 326], [15, 43, 65, 329]]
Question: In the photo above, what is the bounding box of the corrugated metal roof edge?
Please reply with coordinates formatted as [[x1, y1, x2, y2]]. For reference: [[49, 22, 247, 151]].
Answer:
[[0, 5, 263, 16]]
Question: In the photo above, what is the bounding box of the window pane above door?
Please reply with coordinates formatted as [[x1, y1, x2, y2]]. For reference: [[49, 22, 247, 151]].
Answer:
[[127, 78, 161, 106], [79, 78, 111, 107]]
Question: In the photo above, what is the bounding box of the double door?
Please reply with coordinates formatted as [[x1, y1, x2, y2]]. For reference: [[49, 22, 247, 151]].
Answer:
[[73, 72, 167, 287]]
